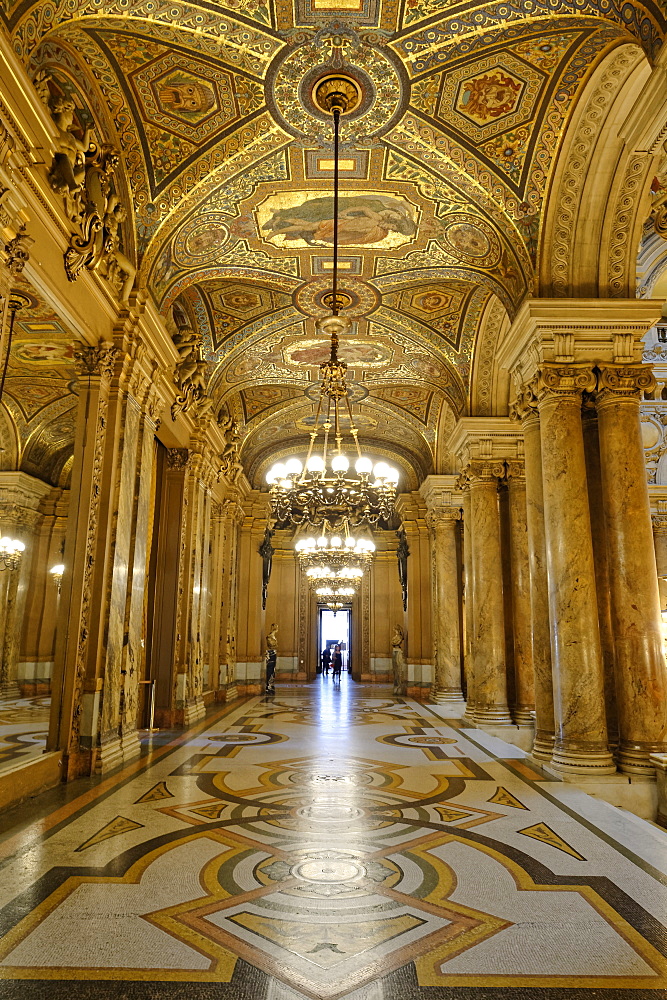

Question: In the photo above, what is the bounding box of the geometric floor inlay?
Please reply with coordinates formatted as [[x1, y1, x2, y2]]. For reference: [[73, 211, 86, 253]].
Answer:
[[0, 679, 666, 999]]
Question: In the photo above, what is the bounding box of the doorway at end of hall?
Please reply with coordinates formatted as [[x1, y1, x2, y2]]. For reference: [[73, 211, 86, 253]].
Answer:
[[318, 607, 351, 675]]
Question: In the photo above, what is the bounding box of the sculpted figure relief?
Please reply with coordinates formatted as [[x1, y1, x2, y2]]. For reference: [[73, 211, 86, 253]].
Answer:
[[47, 95, 94, 196], [42, 87, 136, 304]]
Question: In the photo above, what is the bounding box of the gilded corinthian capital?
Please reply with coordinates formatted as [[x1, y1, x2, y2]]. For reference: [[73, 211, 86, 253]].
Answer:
[[73, 343, 118, 380], [595, 363, 656, 403]]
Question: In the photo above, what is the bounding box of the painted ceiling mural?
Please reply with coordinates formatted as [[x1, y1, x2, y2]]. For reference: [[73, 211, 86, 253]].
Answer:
[[5, 0, 666, 482]]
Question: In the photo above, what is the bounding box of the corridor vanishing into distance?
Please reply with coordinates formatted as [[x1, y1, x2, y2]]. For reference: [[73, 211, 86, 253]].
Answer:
[[0, 679, 665, 1000]]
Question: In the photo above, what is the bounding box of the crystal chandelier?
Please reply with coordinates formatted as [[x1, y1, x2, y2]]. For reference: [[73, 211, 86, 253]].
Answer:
[[265, 79, 399, 530]]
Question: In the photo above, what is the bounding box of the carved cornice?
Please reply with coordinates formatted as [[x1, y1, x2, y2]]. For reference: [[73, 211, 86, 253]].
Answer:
[[73, 343, 118, 381], [535, 362, 596, 401], [595, 363, 656, 405]]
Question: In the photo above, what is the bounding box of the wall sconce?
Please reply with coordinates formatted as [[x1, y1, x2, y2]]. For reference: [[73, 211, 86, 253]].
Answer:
[[50, 563, 65, 595], [0, 536, 25, 571]]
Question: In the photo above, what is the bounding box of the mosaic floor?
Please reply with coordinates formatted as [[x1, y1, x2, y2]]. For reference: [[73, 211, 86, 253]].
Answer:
[[0, 695, 50, 776], [0, 678, 665, 1000]]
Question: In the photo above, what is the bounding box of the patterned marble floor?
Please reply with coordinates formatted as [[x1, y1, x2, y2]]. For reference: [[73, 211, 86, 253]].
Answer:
[[0, 695, 50, 776], [0, 677, 665, 1000]]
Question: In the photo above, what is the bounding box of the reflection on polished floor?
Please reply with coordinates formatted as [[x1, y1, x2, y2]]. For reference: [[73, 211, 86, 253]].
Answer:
[[0, 695, 50, 775], [0, 678, 665, 1000]]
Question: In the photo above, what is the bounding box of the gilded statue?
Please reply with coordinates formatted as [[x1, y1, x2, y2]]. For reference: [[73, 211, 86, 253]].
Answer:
[[47, 95, 94, 196], [391, 623, 406, 696], [266, 623, 278, 651]]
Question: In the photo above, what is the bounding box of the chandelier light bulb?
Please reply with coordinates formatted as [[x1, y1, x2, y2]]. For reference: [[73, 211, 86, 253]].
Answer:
[[344, 536, 356, 549], [316, 535, 328, 548], [306, 455, 325, 473], [355, 456, 373, 475], [330, 536, 342, 548], [285, 457, 303, 476], [373, 461, 390, 481], [331, 454, 349, 473]]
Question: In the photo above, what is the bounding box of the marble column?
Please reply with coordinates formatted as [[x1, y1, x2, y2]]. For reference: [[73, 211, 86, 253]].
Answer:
[[48, 343, 118, 777], [652, 509, 667, 612], [581, 399, 618, 747], [536, 363, 615, 775], [463, 461, 511, 725], [512, 392, 555, 760], [426, 505, 464, 703], [596, 363, 667, 774], [461, 488, 475, 720], [210, 494, 243, 700], [505, 460, 535, 729]]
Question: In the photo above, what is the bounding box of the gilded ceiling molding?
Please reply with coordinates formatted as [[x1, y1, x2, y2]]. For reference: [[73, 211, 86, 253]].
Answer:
[[10, 1, 282, 67], [143, 146, 291, 285], [540, 43, 644, 297], [605, 151, 654, 297], [390, 1, 665, 70], [470, 294, 509, 417]]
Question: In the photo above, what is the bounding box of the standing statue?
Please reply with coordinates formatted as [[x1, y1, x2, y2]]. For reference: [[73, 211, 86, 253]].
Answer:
[[265, 622, 278, 694], [391, 623, 407, 696]]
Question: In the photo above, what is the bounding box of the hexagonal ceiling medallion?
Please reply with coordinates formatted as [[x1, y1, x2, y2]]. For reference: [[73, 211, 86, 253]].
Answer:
[[130, 53, 237, 142], [437, 53, 545, 143]]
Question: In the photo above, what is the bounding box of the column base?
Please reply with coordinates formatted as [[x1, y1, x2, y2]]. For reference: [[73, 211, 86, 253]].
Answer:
[[463, 701, 476, 724], [532, 731, 555, 761], [0, 683, 20, 699], [512, 705, 535, 727], [550, 744, 616, 776], [474, 705, 512, 725], [225, 684, 238, 703], [617, 741, 667, 776], [432, 688, 465, 705], [183, 696, 206, 727], [477, 723, 535, 752]]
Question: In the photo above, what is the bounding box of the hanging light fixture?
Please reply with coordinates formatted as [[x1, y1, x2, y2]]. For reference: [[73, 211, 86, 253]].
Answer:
[[0, 536, 25, 571], [315, 586, 355, 615], [295, 531, 375, 599], [266, 77, 399, 530]]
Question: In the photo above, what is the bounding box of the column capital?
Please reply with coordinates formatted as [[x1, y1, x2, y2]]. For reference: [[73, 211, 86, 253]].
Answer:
[[73, 343, 119, 382], [535, 362, 596, 401], [167, 447, 189, 470], [458, 459, 505, 487], [504, 458, 525, 483], [652, 513, 667, 536], [509, 379, 539, 424], [595, 363, 656, 405], [426, 506, 461, 532]]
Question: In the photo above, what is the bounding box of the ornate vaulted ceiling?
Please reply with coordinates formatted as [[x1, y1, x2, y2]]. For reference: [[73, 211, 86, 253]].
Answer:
[[6, 0, 666, 485]]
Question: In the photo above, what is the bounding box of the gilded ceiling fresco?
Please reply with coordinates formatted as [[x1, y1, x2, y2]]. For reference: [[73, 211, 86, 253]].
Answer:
[[6, 0, 666, 481], [0, 276, 78, 484]]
